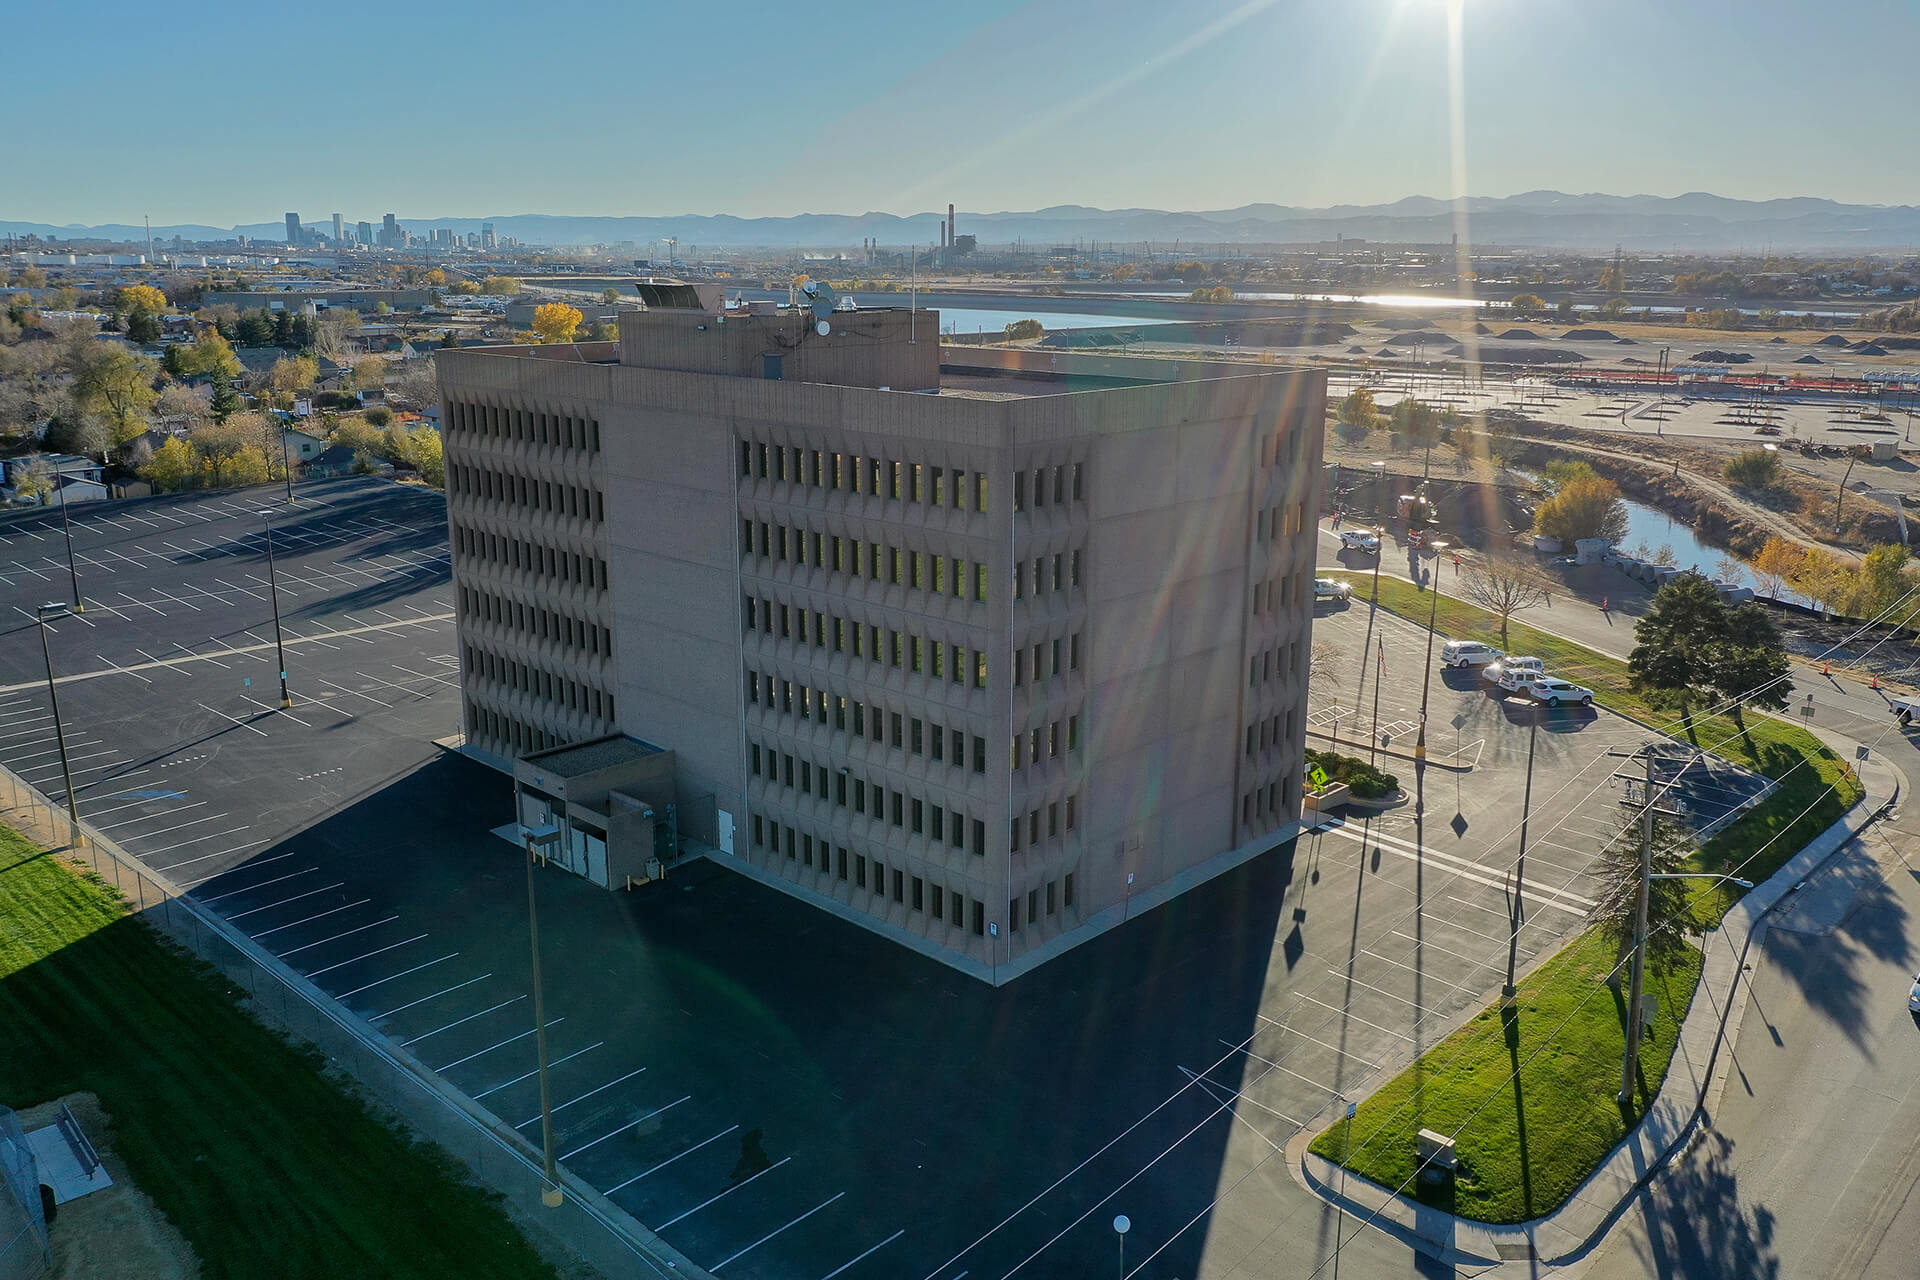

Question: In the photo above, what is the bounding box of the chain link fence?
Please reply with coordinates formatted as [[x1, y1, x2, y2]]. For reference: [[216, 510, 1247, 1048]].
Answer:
[[0, 764, 706, 1280], [0, 1104, 49, 1280]]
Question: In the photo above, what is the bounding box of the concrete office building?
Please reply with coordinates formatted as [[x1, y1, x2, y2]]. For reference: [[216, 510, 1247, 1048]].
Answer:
[[436, 291, 1324, 982], [285, 212, 300, 245], [332, 213, 345, 244]]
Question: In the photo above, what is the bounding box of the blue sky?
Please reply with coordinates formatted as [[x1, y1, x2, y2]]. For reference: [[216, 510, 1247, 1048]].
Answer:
[[10, 0, 1920, 226]]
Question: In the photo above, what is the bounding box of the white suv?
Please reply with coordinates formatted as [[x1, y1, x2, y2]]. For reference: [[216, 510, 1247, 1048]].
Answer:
[[1442, 640, 1504, 669], [1524, 676, 1595, 707], [1484, 657, 1546, 691]]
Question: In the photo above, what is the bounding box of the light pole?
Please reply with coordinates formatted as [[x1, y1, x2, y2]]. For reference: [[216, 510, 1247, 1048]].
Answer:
[[1112, 1214, 1129, 1279], [1413, 540, 1449, 762], [36, 603, 81, 844], [279, 423, 295, 503], [1332, 1099, 1357, 1280], [1504, 701, 1539, 1001], [55, 481, 83, 613], [256, 511, 293, 708]]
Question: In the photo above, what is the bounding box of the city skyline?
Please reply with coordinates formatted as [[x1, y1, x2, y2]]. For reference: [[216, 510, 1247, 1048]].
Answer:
[[7, 0, 1920, 225]]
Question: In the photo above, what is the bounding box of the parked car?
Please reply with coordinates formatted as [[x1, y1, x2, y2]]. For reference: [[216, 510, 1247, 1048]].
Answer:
[[1441, 640, 1504, 669], [1482, 657, 1546, 690], [1313, 578, 1354, 601], [1524, 676, 1595, 707], [1340, 529, 1381, 554], [1908, 971, 1920, 1013]]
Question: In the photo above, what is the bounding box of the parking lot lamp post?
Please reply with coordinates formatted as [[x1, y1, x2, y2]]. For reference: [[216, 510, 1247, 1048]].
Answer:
[[280, 426, 295, 503], [1414, 541, 1448, 761], [1113, 1214, 1129, 1279], [36, 603, 81, 844], [256, 511, 293, 708], [1504, 702, 1539, 1002], [55, 483, 83, 613]]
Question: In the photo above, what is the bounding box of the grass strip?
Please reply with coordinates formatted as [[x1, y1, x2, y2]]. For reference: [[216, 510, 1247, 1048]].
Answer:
[[1327, 571, 1861, 923], [1307, 928, 1703, 1224], [0, 825, 557, 1280]]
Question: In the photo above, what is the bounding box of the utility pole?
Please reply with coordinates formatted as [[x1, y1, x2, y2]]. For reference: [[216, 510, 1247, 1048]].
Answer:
[[37, 604, 81, 845], [1608, 746, 1682, 1107], [257, 511, 293, 708]]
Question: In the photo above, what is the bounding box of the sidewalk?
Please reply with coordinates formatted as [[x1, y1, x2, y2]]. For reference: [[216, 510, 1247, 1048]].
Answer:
[[1285, 729, 1905, 1270]]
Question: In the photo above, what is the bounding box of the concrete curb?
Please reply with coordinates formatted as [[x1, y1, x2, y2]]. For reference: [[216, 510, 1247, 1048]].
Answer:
[[1285, 740, 1904, 1271]]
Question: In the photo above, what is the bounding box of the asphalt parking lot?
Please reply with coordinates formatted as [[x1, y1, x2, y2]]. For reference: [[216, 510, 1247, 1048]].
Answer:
[[0, 478, 1766, 1280]]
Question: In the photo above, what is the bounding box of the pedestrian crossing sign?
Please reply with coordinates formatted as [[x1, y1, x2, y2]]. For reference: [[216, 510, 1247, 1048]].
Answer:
[[1309, 765, 1332, 791]]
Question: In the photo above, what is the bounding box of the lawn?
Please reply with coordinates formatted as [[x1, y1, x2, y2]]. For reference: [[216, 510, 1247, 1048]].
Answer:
[[1331, 571, 1862, 924], [0, 825, 558, 1280], [1306, 928, 1704, 1224]]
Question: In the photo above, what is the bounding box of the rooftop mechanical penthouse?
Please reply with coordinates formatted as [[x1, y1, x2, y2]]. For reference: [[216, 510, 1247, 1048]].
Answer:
[[436, 286, 1325, 982]]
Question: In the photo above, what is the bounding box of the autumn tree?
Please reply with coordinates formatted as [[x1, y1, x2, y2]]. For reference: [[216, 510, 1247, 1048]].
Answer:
[[531, 302, 584, 344], [190, 421, 252, 486], [1457, 555, 1551, 647], [12, 454, 53, 503], [117, 284, 168, 314], [422, 268, 449, 287], [329, 418, 388, 456], [1004, 318, 1044, 340], [1337, 386, 1379, 429], [1749, 537, 1802, 600], [182, 330, 243, 382], [269, 354, 321, 397], [480, 276, 522, 295], [142, 439, 201, 494], [1534, 475, 1629, 545], [1510, 293, 1547, 312]]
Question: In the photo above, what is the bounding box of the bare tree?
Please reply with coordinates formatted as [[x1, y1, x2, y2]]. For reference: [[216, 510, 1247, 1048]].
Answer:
[[1458, 553, 1551, 647], [390, 360, 439, 411], [1309, 640, 1341, 693], [1588, 814, 1699, 969]]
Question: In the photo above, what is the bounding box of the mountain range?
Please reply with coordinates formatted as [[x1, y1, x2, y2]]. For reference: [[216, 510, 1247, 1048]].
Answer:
[[6, 192, 1919, 252]]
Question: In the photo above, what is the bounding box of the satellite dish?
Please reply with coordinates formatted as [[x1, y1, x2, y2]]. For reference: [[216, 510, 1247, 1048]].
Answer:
[[815, 319, 831, 337], [809, 282, 839, 321]]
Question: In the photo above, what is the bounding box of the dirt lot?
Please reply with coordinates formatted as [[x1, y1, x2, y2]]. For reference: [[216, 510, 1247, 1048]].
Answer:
[[16, 1093, 201, 1280]]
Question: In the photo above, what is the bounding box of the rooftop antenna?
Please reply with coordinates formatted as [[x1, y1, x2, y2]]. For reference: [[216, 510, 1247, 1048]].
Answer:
[[910, 245, 918, 344]]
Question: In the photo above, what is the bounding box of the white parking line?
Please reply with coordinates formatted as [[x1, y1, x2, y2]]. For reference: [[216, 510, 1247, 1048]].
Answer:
[[97, 810, 227, 842], [177, 848, 304, 890], [472, 1042, 603, 1098], [227, 882, 348, 921], [274, 913, 400, 957], [819, 1229, 907, 1280], [304, 934, 429, 980], [152, 835, 266, 871], [197, 866, 316, 904], [710, 1192, 845, 1272], [175, 642, 228, 669], [341, 954, 463, 1003], [399, 996, 528, 1047], [514, 1066, 648, 1129], [95, 655, 154, 686], [602, 1126, 739, 1196], [560, 1096, 692, 1161], [196, 702, 268, 737], [118, 592, 166, 617], [435, 1019, 565, 1074], [656, 1157, 793, 1231]]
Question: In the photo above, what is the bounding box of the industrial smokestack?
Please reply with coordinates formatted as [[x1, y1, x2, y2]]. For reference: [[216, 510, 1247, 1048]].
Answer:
[[948, 203, 956, 249]]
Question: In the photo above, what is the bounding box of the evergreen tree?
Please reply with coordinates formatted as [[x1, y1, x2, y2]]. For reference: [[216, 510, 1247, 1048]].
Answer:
[[209, 379, 242, 424]]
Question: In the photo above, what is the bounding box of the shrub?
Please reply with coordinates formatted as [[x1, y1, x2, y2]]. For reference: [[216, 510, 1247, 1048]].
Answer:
[[364, 405, 393, 427], [1306, 748, 1399, 799], [1723, 447, 1782, 489]]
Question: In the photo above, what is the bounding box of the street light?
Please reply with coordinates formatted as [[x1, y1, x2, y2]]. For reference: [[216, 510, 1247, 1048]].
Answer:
[[36, 603, 81, 844], [255, 511, 293, 709], [1413, 540, 1449, 763], [54, 480, 83, 613], [1112, 1214, 1130, 1279], [1504, 700, 1540, 1001]]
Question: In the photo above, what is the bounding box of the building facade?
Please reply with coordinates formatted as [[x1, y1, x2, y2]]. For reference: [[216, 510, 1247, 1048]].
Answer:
[[437, 302, 1324, 982]]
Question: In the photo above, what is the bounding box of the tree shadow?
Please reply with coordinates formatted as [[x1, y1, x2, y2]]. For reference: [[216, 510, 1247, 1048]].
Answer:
[[1763, 860, 1912, 1055], [1619, 1129, 1781, 1280]]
